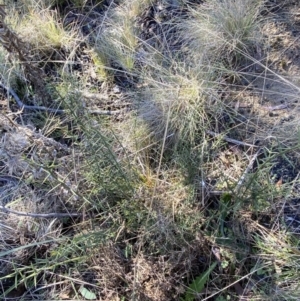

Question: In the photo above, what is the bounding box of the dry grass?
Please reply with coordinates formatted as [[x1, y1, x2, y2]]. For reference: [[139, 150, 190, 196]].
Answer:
[[181, 0, 263, 65], [1, 0, 300, 300]]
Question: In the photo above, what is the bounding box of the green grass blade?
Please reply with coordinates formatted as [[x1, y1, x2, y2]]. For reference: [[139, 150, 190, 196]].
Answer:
[[183, 262, 217, 301], [0, 239, 58, 257]]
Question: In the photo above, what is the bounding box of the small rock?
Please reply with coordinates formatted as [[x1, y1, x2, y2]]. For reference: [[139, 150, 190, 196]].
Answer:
[[112, 85, 121, 94]]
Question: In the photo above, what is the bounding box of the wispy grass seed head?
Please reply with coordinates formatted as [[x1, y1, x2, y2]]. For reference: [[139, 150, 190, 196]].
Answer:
[[181, 0, 263, 64]]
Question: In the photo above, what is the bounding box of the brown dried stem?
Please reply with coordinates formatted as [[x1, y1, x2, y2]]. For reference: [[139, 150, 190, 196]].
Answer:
[[0, 206, 81, 218]]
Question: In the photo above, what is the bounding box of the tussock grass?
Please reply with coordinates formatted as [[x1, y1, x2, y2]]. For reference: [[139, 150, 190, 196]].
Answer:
[[93, 1, 139, 75], [181, 0, 262, 66], [12, 6, 79, 58], [137, 60, 217, 147]]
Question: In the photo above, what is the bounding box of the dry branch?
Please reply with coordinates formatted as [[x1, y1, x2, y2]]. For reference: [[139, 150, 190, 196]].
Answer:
[[234, 148, 262, 193], [206, 130, 258, 148], [0, 206, 81, 218], [0, 81, 65, 114], [0, 81, 125, 116]]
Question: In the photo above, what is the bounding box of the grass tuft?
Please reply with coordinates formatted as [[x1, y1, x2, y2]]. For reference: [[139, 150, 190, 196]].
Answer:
[[181, 0, 263, 66]]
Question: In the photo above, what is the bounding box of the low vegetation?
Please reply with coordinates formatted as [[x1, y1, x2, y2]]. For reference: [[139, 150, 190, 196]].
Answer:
[[1, 0, 300, 300]]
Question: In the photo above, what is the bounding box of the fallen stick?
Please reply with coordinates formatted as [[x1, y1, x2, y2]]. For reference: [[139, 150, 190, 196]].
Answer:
[[234, 148, 262, 193], [0, 81, 65, 114], [0, 81, 124, 115], [206, 130, 258, 148], [261, 104, 289, 111], [89, 108, 125, 115], [0, 206, 81, 218]]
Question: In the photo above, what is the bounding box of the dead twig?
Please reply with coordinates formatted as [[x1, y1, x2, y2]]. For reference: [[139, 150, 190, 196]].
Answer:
[[0, 175, 19, 184], [0, 206, 81, 218], [261, 104, 289, 111], [235, 148, 263, 193], [206, 130, 258, 148], [0, 81, 125, 116], [89, 109, 125, 115], [0, 81, 65, 114]]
